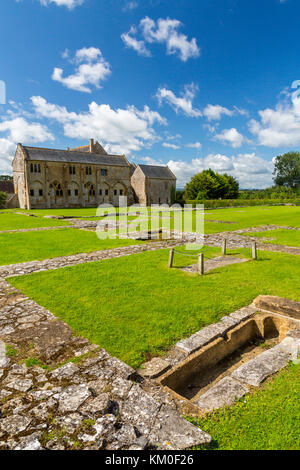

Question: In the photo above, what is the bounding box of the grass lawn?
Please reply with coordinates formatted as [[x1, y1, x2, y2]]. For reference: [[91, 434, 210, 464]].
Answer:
[[9, 247, 300, 368], [204, 206, 300, 233], [110, 206, 300, 235], [240, 228, 300, 247], [0, 228, 143, 265], [191, 362, 300, 450], [0, 212, 71, 231]]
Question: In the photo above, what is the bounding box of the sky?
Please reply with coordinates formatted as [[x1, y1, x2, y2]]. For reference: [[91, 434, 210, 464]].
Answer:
[[1, 0, 300, 188]]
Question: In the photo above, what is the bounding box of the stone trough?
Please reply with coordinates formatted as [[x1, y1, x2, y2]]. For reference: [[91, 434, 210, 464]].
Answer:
[[144, 298, 300, 414]]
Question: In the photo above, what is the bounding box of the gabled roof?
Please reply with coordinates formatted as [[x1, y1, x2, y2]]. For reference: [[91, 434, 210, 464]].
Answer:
[[21, 146, 129, 167], [137, 164, 176, 180], [71, 141, 108, 155]]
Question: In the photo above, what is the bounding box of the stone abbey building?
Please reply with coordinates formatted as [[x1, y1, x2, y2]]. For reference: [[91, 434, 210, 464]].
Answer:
[[12, 139, 176, 209]]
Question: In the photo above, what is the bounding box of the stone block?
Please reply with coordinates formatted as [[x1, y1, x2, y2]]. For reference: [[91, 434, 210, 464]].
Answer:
[[139, 357, 171, 379], [231, 347, 291, 387], [254, 295, 300, 320], [148, 404, 211, 449], [193, 377, 249, 412]]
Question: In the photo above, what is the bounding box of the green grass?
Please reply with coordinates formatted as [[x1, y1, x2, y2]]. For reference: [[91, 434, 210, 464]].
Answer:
[[9, 247, 300, 368], [6, 206, 300, 234], [191, 362, 300, 450], [0, 228, 143, 265], [240, 228, 300, 247], [108, 206, 300, 235], [0, 212, 71, 231], [203, 206, 300, 233]]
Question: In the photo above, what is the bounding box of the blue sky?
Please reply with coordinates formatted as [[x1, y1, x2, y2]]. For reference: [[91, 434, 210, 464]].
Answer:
[[1, 0, 300, 188]]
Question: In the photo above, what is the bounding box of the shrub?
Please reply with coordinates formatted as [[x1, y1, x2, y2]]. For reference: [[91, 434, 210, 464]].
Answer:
[[0, 191, 7, 208]]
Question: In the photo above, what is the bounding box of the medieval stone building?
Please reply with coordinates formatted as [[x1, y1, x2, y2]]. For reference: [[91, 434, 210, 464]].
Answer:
[[12, 140, 176, 209], [131, 164, 176, 206]]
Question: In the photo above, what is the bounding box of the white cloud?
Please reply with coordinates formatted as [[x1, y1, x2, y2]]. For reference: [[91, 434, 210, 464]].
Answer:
[[139, 156, 164, 166], [31, 96, 166, 155], [187, 142, 202, 149], [168, 152, 273, 188], [203, 104, 248, 121], [156, 83, 201, 118], [40, 0, 84, 9], [0, 138, 16, 175], [122, 17, 200, 62], [122, 1, 138, 11], [215, 127, 246, 148], [249, 88, 300, 147], [203, 104, 234, 121], [0, 117, 54, 144], [52, 47, 111, 93], [162, 142, 180, 149], [121, 27, 151, 57]]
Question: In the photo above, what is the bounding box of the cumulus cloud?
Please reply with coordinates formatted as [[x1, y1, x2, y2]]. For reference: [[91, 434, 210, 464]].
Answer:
[[249, 88, 300, 147], [203, 104, 234, 121], [162, 142, 180, 149], [156, 83, 201, 118], [31, 96, 166, 155], [40, 0, 84, 9], [0, 114, 53, 174], [122, 17, 200, 61], [0, 138, 17, 175], [215, 127, 246, 148], [52, 47, 111, 93], [165, 152, 274, 188], [187, 142, 202, 149], [121, 27, 151, 57], [0, 117, 54, 144]]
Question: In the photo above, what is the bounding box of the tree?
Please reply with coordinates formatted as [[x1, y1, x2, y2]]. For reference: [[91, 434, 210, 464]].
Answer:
[[273, 152, 300, 189], [222, 173, 239, 199], [184, 169, 239, 200]]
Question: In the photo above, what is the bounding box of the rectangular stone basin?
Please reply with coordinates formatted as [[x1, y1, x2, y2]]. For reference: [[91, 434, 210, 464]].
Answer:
[[159, 312, 299, 406]]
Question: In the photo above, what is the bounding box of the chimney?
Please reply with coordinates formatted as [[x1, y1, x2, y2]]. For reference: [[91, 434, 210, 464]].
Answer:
[[89, 139, 94, 152]]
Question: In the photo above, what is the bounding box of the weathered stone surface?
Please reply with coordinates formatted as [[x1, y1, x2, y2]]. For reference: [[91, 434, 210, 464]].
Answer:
[[229, 306, 257, 323], [14, 434, 43, 451], [49, 362, 78, 381], [139, 357, 171, 379], [0, 416, 32, 436], [56, 384, 91, 413], [274, 336, 299, 360], [0, 341, 9, 368], [232, 347, 291, 386], [119, 385, 160, 435], [30, 398, 58, 420], [3, 376, 33, 392], [176, 316, 238, 355], [80, 393, 112, 417], [107, 424, 138, 449], [254, 295, 300, 320], [194, 377, 249, 412], [148, 404, 211, 449]]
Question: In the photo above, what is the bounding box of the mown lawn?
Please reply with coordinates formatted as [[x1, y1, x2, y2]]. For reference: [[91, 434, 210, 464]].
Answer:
[[192, 362, 300, 450], [240, 228, 300, 247], [0, 212, 71, 230], [7, 205, 300, 233], [0, 228, 143, 265], [9, 247, 300, 368]]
